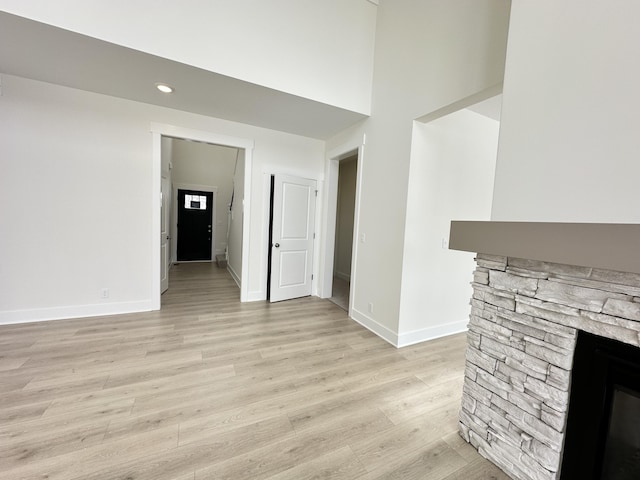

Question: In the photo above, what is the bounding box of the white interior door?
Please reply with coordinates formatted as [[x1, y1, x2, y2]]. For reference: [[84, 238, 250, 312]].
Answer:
[[160, 174, 171, 293], [270, 174, 316, 302]]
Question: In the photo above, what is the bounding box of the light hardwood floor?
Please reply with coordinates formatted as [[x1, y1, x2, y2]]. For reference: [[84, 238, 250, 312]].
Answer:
[[0, 263, 510, 480]]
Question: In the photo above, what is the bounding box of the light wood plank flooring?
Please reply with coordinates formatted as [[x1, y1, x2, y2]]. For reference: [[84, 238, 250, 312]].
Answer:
[[0, 263, 510, 480]]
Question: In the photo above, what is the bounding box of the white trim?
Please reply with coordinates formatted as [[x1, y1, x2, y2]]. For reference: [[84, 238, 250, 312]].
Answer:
[[349, 143, 365, 316], [150, 123, 255, 150], [348, 311, 468, 349], [151, 133, 162, 310], [320, 160, 339, 298], [350, 307, 398, 347], [320, 138, 365, 323], [227, 264, 241, 288], [312, 179, 323, 298], [396, 320, 469, 348], [241, 148, 252, 302], [174, 183, 220, 192], [173, 183, 218, 263], [151, 123, 254, 303], [245, 290, 265, 302], [0, 301, 154, 325]]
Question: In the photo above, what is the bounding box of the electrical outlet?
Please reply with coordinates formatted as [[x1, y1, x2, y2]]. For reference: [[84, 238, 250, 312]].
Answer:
[[368, 302, 374, 314], [100, 288, 110, 299], [360, 233, 366, 243], [442, 238, 449, 249]]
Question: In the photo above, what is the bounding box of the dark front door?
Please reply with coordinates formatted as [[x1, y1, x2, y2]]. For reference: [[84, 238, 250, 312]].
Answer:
[[177, 189, 214, 261]]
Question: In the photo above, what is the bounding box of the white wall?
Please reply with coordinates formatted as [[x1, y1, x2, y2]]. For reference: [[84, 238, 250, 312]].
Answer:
[[171, 139, 238, 256], [324, 0, 510, 345], [0, 0, 377, 114], [492, 0, 640, 222], [228, 150, 245, 286], [398, 110, 499, 346], [334, 157, 357, 280], [0, 74, 324, 323]]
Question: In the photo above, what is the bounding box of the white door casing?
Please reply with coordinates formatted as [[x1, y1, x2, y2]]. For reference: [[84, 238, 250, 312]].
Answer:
[[151, 125, 254, 308], [160, 174, 171, 293], [270, 174, 316, 302]]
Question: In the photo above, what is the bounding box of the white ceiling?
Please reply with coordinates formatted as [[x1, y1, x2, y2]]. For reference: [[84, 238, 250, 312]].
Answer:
[[0, 12, 367, 140]]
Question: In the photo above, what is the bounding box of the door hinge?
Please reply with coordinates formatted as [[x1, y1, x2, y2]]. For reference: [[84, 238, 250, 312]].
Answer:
[[313, 232, 316, 239], [315, 190, 318, 197], [311, 274, 314, 280]]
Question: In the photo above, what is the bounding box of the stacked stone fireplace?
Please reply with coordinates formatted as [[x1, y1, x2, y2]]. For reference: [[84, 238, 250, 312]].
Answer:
[[459, 253, 640, 480]]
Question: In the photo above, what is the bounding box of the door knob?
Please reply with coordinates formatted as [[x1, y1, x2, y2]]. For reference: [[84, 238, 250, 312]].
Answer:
[[274, 243, 280, 248]]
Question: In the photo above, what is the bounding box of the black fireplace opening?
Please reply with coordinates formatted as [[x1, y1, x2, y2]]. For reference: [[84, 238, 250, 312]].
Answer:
[[560, 331, 640, 479]]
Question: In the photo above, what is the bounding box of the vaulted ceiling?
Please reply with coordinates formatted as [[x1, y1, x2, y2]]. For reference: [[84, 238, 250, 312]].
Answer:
[[0, 12, 367, 139]]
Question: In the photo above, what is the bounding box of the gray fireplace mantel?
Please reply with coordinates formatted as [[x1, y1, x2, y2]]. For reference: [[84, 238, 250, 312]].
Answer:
[[448, 220, 640, 480], [449, 221, 640, 274]]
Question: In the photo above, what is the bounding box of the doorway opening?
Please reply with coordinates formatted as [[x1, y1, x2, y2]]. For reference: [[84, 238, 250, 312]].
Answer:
[[164, 138, 243, 294], [152, 124, 253, 307], [395, 89, 501, 345], [329, 155, 357, 311], [320, 144, 363, 316]]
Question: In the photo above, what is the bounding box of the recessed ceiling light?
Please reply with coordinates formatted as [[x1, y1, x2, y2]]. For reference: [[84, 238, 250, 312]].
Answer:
[[156, 83, 174, 93]]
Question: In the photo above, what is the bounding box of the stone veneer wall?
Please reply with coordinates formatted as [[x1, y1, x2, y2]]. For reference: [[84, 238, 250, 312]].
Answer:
[[459, 254, 640, 480]]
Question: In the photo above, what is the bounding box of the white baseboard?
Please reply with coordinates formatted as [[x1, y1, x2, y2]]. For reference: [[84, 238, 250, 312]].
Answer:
[[350, 308, 399, 347], [245, 290, 266, 302], [0, 300, 155, 325], [396, 320, 469, 348], [347, 310, 469, 349], [227, 264, 241, 288]]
